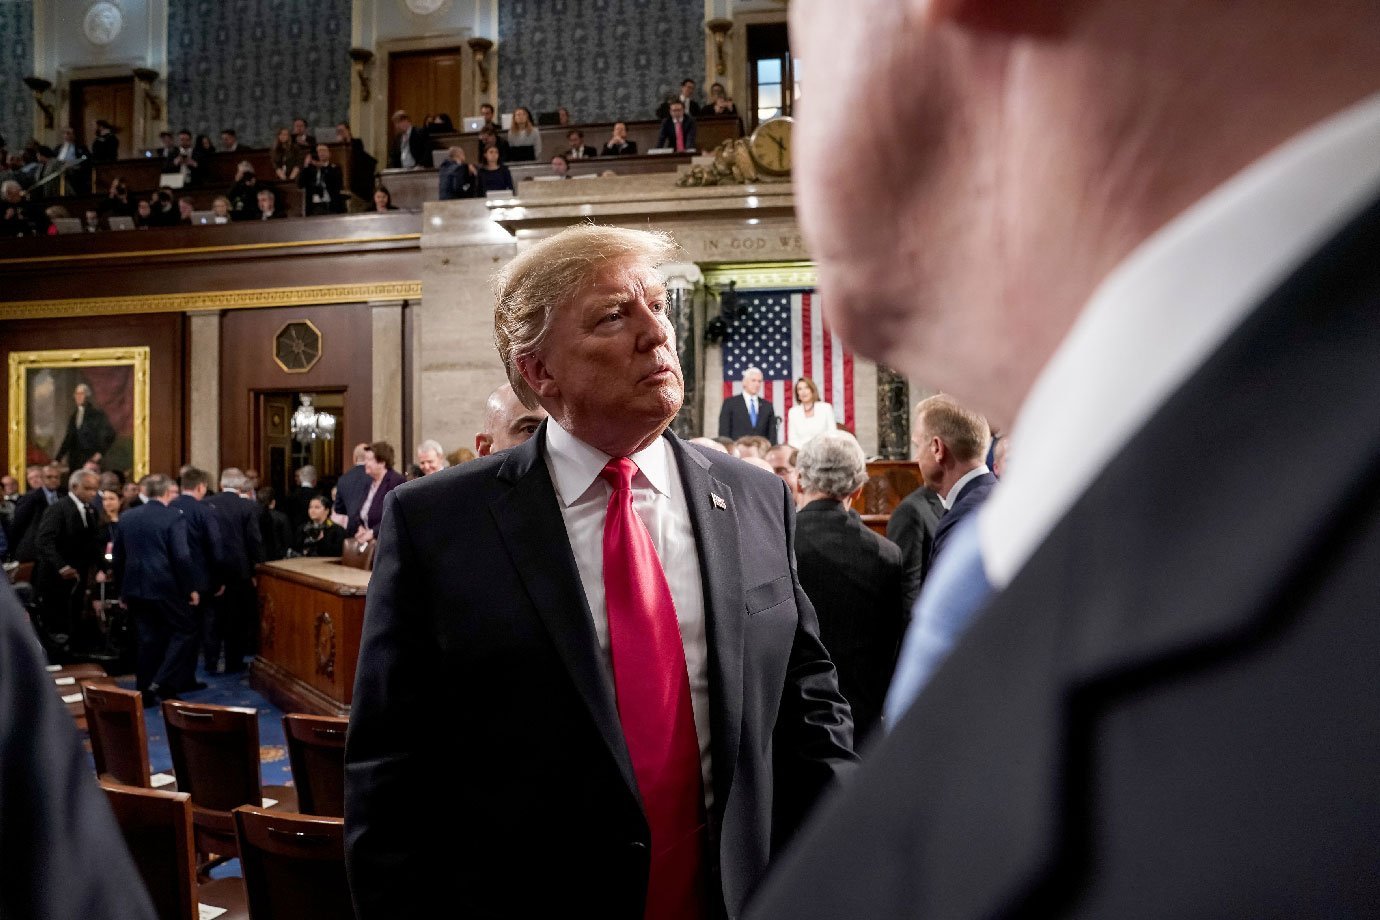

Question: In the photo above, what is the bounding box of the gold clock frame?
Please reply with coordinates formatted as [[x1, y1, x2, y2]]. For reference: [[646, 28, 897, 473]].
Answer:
[[8, 346, 151, 483], [273, 319, 324, 374]]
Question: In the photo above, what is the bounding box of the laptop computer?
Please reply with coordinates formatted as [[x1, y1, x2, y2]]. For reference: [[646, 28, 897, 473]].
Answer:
[[50, 218, 83, 234], [191, 211, 225, 225], [461, 116, 485, 134], [107, 216, 135, 230]]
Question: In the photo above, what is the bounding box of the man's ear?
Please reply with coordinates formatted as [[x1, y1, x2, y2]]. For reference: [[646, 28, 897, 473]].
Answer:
[[516, 353, 560, 400], [474, 433, 493, 457]]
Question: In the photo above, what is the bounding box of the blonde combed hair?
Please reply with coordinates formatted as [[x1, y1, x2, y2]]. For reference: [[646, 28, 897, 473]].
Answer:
[[915, 394, 991, 464], [492, 224, 679, 409]]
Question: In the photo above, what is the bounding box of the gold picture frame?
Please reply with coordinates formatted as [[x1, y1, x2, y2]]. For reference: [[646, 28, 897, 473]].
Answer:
[[8, 346, 151, 482]]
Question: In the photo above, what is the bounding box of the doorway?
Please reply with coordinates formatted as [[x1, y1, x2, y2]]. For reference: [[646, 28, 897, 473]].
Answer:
[[387, 47, 463, 144], [254, 390, 346, 501], [71, 77, 136, 157]]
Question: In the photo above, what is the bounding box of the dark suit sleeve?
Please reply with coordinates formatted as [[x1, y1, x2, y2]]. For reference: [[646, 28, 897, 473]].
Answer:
[[91, 408, 115, 455], [346, 491, 444, 918], [170, 516, 193, 597], [719, 397, 735, 438], [657, 120, 673, 149], [763, 401, 779, 442], [686, 117, 698, 150], [886, 503, 926, 616], [243, 505, 265, 566], [772, 478, 860, 849], [0, 581, 159, 920], [34, 506, 67, 573]]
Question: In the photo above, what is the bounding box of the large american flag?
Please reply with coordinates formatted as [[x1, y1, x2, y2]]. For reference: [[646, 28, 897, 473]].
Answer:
[[721, 289, 855, 442]]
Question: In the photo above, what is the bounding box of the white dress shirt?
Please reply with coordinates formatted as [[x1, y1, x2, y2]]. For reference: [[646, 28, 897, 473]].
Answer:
[[786, 401, 837, 449], [980, 91, 1380, 591], [543, 422, 714, 805], [400, 129, 416, 170], [941, 464, 990, 510]]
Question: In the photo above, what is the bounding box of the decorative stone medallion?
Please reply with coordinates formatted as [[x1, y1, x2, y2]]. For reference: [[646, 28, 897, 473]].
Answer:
[[84, 2, 124, 46], [401, 0, 451, 16]]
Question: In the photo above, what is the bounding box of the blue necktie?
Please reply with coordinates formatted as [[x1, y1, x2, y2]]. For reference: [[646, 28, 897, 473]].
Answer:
[[884, 514, 993, 728], [748, 397, 758, 427]]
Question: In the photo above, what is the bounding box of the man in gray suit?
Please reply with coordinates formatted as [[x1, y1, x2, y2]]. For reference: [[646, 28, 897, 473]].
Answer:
[[751, 0, 1380, 917]]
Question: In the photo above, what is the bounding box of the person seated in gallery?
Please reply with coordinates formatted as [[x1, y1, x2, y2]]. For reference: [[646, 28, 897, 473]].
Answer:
[[438, 147, 481, 199], [562, 130, 597, 160], [369, 186, 399, 212], [475, 125, 510, 166], [256, 187, 287, 220], [601, 122, 638, 157], [477, 145, 515, 195]]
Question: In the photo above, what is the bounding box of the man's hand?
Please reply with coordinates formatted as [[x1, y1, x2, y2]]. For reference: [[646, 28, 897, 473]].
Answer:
[[215, 585, 226, 597], [58, 565, 78, 580], [189, 591, 200, 607], [95, 571, 107, 584]]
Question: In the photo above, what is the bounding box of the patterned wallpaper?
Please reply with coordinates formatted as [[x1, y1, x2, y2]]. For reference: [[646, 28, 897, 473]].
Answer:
[[167, 0, 352, 149], [499, 0, 705, 124], [0, 0, 33, 153]]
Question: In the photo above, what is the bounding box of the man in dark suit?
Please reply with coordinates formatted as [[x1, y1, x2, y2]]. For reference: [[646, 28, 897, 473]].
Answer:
[[749, 2, 1380, 918], [656, 101, 698, 152], [171, 467, 224, 688], [333, 443, 371, 530], [347, 225, 857, 920], [336, 122, 377, 205], [885, 482, 944, 612], [563, 129, 599, 160], [298, 143, 347, 215], [8, 463, 61, 561], [113, 474, 198, 705], [33, 469, 99, 644], [387, 110, 432, 170], [55, 383, 116, 471], [718, 367, 777, 442], [793, 431, 906, 744], [204, 468, 264, 673], [912, 394, 997, 566], [657, 79, 703, 119], [0, 578, 159, 919]]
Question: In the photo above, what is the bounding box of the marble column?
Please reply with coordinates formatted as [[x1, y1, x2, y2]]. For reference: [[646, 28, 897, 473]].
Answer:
[[371, 300, 405, 452], [876, 364, 911, 460], [187, 312, 221, 475], [660, 262, 703, 439]]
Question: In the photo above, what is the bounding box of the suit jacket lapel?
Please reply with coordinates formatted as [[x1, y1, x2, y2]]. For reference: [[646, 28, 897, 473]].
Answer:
[[489, 424, 637, 798], [666, 433, 745, 814]]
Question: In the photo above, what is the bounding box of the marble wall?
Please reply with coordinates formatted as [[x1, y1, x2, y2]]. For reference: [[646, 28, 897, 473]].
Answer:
[[0, 0, 32, 151], [498, 0, 705, 123], [166, 0, 352, 147]]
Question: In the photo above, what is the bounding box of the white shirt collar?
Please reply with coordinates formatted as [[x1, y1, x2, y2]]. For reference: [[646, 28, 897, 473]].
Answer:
[[68, 491, 88, 518], [979, 91, 1380, 590], [942, 465, 990, 510], [544, 421, 674, 508]]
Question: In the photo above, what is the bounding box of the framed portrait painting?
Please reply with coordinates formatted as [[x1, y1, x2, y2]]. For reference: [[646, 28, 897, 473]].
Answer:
[[7, 347, 150, 482]]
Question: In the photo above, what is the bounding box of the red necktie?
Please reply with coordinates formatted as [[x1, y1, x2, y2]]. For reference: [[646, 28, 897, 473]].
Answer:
[[674, 121, 685, 152], [599, 458, 706, 920]]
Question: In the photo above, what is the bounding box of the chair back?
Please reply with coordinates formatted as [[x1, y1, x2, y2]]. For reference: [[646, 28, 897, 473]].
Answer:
[[283, 713, 348, 817], [102, 781, 198, 920], [233, 806, 354, 920], [162, 701, 263, 812], [84, 683, 152, 787]]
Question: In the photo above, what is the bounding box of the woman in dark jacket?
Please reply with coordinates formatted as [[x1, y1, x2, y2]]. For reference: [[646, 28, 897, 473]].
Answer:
[[298, 495, 346, 557]]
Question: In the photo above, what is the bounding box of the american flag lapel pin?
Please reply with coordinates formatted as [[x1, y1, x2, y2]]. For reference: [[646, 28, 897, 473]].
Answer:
[[711, 493, 727, 510]]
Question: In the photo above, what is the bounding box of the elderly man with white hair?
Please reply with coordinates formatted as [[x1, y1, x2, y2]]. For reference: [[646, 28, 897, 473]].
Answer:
[[203, 467, 264, 673], [347, 223, 856, 920], [414, 439, 448, 475], [792, 431, 907, 744]]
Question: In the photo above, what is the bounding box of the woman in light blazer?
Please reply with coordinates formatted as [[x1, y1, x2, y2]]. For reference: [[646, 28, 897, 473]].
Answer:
[[787, 376, 838, 449]]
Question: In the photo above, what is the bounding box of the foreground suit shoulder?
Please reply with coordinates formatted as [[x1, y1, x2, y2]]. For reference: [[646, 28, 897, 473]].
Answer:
[[746, 196, 1380, 920]]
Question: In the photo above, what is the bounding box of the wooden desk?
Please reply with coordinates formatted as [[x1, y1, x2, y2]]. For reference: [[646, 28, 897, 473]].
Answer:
[[251, 557, 369, 716], [852, 460, 924, 536]]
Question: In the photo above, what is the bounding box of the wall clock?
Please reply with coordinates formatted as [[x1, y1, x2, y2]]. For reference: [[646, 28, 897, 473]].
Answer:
[[748, 116, 793, 177], [273, 320, 322, 374], [84, 2, 124, 46]]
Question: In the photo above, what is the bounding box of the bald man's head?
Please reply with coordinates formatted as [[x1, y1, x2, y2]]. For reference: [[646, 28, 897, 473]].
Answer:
[[476, 384, 549, 457]]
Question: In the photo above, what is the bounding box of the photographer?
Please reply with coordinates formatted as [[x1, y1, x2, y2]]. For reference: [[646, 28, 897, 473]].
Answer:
[[228, 161, 261, 220], [102, 177, 136, 219], [298, 143, 346, 215]]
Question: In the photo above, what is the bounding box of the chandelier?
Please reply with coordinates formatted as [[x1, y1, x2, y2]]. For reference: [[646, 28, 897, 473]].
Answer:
[[290, 394, 337, 443]]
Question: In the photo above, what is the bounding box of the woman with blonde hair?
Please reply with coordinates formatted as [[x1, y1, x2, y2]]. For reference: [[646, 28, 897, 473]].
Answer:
[[786, 376, 838, 449], [505, 106, 541, 162]]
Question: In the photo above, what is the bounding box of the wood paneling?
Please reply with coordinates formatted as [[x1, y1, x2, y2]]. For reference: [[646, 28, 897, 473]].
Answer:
[[0, 313, 185, 477], [388, 48, 463, 140], [73, 78, 135, 158], [219, 303, 373, 473]]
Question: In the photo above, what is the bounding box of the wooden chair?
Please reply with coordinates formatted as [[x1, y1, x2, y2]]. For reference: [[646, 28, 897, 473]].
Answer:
[[162, 701, 297, 859], [101, 781, 248, 920], [52, 664, 112, 732], [233, 806, 354, 920], [83, 682, 176, 789], [283, 713, 348, 817]]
